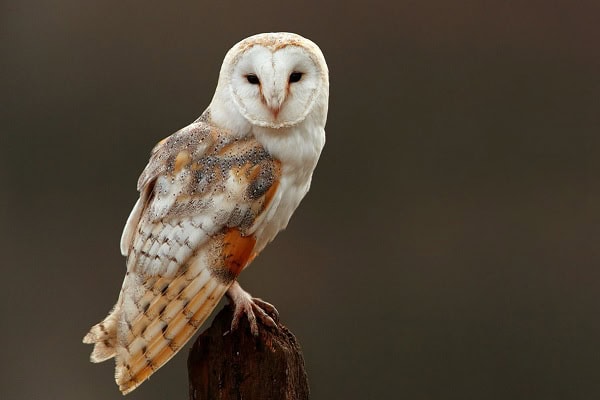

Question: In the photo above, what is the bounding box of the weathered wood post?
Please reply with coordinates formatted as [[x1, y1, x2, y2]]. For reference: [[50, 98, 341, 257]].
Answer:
[[188, 305, 310, 400]]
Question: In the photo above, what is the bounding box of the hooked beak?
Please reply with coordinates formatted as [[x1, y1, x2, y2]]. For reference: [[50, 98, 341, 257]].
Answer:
[[266, 94, 284, 118], [269, 106, 281, 118]]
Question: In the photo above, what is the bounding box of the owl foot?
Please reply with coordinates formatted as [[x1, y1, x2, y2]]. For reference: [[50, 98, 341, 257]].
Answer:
[[227, 281, 279, 336]]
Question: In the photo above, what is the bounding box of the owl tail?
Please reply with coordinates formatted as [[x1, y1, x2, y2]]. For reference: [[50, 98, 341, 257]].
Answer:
[[83, 306, 119, 362]]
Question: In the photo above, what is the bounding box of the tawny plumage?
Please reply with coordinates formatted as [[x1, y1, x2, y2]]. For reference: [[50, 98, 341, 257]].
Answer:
[[83, 32, 328, 394]]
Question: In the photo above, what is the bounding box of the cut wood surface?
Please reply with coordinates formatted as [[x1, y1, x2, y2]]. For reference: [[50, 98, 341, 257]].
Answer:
[[188, 304, 309, 400]]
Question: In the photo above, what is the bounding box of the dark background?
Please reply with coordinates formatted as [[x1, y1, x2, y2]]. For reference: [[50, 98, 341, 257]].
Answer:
[[2, 1, 599, 399]]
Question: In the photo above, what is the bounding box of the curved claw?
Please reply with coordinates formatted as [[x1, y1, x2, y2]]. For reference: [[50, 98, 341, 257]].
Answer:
[[253, 297, 279, 321], [227, 282, 279, 336]]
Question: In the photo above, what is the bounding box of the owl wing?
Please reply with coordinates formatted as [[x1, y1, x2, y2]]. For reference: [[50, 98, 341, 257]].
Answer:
[[104, 122, 280, 394]]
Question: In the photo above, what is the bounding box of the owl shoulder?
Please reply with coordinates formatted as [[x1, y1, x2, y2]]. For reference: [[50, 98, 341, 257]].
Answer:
[[136, 121, 228, 191]]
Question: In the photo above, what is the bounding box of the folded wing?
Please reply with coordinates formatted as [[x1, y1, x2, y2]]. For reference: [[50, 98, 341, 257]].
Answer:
[[84, 121, 281, 394]]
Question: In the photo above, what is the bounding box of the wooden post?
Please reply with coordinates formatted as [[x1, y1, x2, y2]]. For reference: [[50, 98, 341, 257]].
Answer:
[[188, 304, 310, 400]]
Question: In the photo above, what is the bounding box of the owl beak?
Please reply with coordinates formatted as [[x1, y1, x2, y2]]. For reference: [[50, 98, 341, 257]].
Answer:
[[269, 105, 281, 118], [265, 92, 285, 119]]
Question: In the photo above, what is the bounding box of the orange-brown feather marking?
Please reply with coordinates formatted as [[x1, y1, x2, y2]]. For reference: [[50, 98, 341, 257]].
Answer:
[[221, 228, 257, 279], [173, 150, 191, 173], [262, 166, 280, 208], [121, 284, 225, 393], [119, 289, 222, 392], [117, 272, 227, 394]]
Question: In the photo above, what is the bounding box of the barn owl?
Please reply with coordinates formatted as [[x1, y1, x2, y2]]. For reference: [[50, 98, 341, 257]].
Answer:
[[83, 32, 329, 394]]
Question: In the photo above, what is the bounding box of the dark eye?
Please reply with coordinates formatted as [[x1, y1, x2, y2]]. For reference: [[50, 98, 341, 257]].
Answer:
[[246, 74, 260, 84], [289, 72, 303, 83]]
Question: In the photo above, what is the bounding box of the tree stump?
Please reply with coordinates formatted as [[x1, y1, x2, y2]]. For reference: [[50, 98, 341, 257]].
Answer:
[[188, 304, 310, 400]]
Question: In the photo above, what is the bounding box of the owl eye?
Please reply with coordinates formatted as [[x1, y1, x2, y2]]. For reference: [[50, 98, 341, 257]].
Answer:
[[289, 72, 303, 83], [246, 74, 260, 84]]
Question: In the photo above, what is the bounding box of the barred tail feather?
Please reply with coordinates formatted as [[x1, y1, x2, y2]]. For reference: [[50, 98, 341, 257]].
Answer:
[[83, 308, 119, 363]]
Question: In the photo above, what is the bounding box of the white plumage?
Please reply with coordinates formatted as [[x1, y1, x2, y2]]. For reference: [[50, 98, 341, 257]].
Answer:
[[83, 32, 329, 394]]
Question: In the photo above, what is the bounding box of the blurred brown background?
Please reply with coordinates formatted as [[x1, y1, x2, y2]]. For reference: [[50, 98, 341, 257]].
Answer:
[[2, 1, 599, 399]]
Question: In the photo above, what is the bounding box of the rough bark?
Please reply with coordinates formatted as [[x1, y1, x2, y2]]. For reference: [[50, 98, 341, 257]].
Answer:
[[188, 304, 309, 400]]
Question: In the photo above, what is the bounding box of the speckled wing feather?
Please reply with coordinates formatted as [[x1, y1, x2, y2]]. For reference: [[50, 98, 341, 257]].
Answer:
[[84, 120, 280, 394]]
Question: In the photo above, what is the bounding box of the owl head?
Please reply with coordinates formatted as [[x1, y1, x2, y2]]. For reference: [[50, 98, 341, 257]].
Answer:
[[210, 32, 329, 131]]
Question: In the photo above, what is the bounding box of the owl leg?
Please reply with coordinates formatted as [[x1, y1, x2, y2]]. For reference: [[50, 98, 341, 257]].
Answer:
[[227, 281, 278, 336]]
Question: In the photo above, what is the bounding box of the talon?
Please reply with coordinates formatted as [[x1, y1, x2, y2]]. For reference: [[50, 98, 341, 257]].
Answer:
[[253, 298, 279, 321], [251, 302, 277, 328], [227, 282, 278, 336]]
